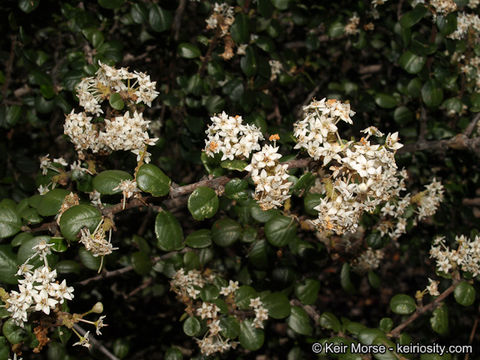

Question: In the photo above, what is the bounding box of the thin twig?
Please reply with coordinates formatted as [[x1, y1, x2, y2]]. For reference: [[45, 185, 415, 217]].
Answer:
[[389, 278, 460, 338], [73, 324, 120, 360], [173, 0, 187, 41], [78, 266, 134, 286]]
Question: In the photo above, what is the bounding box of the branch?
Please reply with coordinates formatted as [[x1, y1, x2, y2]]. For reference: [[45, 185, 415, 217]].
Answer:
[[389, 278, 460, 338], [73, 324, 120, 360], [172, 0, 187, 41], [463, 198, 480, 206], [78, 265, 134, 286], [399, 113, 480, 157]]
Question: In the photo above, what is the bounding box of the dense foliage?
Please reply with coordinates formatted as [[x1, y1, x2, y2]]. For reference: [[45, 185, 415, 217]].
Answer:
[[1, 0, 480, 359]]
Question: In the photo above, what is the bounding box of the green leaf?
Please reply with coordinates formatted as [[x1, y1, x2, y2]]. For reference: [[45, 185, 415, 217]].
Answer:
[[50, 237, 67, 252], [149, 4, 172, 32], [136, 164, 171, 197], [437, 13, 457, 35], [235, 286, 257, 310], [375, 93, 398, 109], [262, 292, 291, 319], [390, 294, 416, 315], [240, 46, 258, 77], [211, 218, 242, 247], [399, 51, 426, 74], [109, 93, 124, 110], [319, 312, 341, 332], [340, 263, 356, 294], [2, 319, 28, 344], [188, 187, 219, 221], [183, 317, 201, 337], [113, 338, 130, 359], [55, 260, 82, 274], [220, 316, 240, 339], [155, 211, 184, 251], [0, 245, 19, 284], [36, 189, 70, 217], [295, 279, 320, 305], [18, 0, 40, 13], [264, 215, 297, 247], [454, 282, 475, 307], [358, 328, 384, 345], [400, 5, 427, 28], [379, 318, 393, 333], [220, 159, 248, 171], [78, 247, 101, 270], [225, 179, 249, 200], [11, 232, 33, 247], [304, 192, 321, 216], [178, 43, 201, 59], [292, 172, 315, 195], [0, 206, 21, 239], [231, 13, 250, 44], [185, 229, 212, 248], [422, 79, 443, 108], [368, 270, 381, 289], [0, 336, 9, 360], [93, 170, 132, 195], [394, 106, 413, 125], [250, 204, 280, 223], [430, 304, 448, 335], [59, 205, 102, 242], [165, 348, 182, 360], [17, 236, 55, 267], [239, 320, 264, 351], [287, 306, 312, 336], [98, 0, 124, 9], [130, 3, 148, 24], [328, 21, 345, 38], [131, 251, 152, 276]]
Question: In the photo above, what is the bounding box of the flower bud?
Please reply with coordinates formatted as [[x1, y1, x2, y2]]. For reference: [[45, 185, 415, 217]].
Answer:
[[92, 302, 104, 314]]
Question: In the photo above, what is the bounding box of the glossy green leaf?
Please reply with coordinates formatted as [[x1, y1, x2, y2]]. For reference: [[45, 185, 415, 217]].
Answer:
[[295, 279, 320, 305], [185, 229, 212, 248], [149, 4, 172, 32], [304, 192, 321, 216], [235, 285, 257, 310], [287, 306, 312, 336], [113, 338, 130, 359], [231, 13, 250, 44], [454, 282, 475, 307], [262, 292, 291, 319], [211, 218, 242, 247], [188, 187, 219, 221], [437, 13, 457, 35], [78, 247, 102, 270], [319, 312, 341, 332], [264, 215, 297, 247], [178, 43, 201, 59], [220, 159, 248, 171], [220, 316, 240, 339], [93, 170, 132, 195], [390, 294, 416, 315], [2, 318, 28, 344], [36, 189, 70, 217], [109, 93, 124, 110], [136, 164, 171, 197], [399, 51, 426, 74], [375, 93, 398, 109], [400, 5, 427, 28], [422, 79, 443, 108], [239, 320, 264, 351], [0, 206, 21, 239], [59, 205, 102, 242], [430, 304, 448, 335], [240, 46, 258, 77], [18, 0, 40, 13], [225, 179, 249, 200], [183, 317, 201, 337], [340, 263, 356, 294], [155, 211, 184, 251], [0, 245, 18, 284], [132, 251, 152, 276]]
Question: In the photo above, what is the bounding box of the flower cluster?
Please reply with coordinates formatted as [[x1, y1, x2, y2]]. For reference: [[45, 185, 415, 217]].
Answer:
[[5, 239, 74, 327], [204, 112, 264, 161], [345, 14, 360, 35], [205, 3, 235, 36], [269, 60, 283, 81], [64, 62, 158, 161], [249, 297, 269, 329], [80, 218, 117, 261], [351, 248, 385, 274], [244, 144, 292, 210], [448, 13, 480, 40], [429, 0, 457, 15], [294, 99, 408, 234], [430, 234, 480, 276], [170, 269, 268, 356]]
